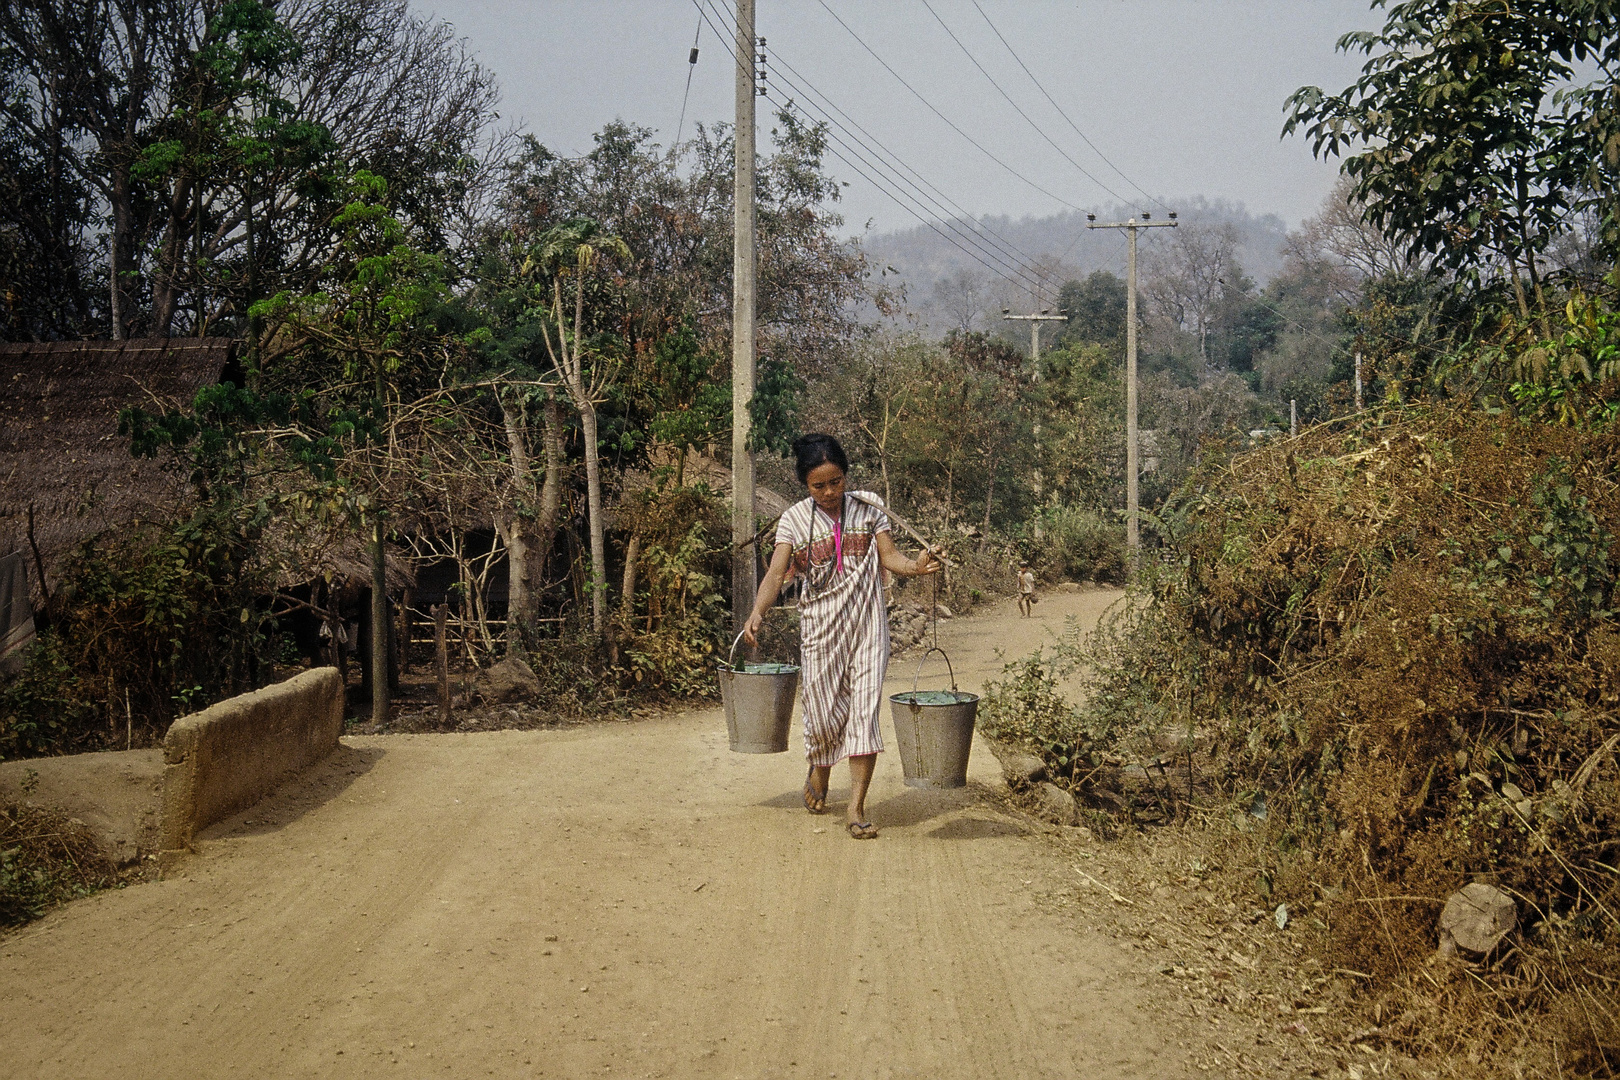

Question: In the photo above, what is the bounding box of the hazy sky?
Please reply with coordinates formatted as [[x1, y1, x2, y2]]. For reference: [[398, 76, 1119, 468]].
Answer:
[[411, 1, 1381, 236]]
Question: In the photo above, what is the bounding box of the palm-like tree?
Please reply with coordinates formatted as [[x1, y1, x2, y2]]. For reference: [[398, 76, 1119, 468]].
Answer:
[[525, 217, 630, 640]]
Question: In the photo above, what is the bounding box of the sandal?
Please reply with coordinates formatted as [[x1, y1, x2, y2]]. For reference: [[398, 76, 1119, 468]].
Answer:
[[847, 821, 879, 840], [803, 768, 827, 815]]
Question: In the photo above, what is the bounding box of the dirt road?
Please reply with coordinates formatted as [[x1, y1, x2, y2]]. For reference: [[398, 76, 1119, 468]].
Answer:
[[1, 587, 1209, 1080]]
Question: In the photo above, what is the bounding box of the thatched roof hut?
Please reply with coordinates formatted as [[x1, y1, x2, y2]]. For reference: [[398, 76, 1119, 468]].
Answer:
[[0, 339, 240, 601]]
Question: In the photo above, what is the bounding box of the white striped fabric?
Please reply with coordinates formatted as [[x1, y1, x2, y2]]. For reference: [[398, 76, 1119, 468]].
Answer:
[[775, 492, 892, 765]]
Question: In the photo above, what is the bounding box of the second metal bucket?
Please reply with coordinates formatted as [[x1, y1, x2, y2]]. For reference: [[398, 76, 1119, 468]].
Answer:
[[888, 647, 980, 788], [718, 631, 800, 754]]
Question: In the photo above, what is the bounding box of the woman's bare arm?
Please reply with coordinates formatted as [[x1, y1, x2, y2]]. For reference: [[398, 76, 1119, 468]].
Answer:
[[742, 542, 794, 645], [876, 531, 940, 577]]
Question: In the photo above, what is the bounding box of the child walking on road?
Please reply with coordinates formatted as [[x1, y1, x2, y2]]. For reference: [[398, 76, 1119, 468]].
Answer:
[[1017, 563, 1037, 618]]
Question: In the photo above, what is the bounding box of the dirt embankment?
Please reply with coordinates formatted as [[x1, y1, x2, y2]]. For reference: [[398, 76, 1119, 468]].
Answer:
[[2, 588, 1358, 1080]]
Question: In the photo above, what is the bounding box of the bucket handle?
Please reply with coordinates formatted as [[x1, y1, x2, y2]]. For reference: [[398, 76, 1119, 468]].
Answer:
[[721, 629, 749, 672], [911, 646, 960, 695], [722, 623, 787, 671]]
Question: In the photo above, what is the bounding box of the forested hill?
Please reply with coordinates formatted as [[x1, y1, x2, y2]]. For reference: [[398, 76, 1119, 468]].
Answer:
[[862, 196, 1288, 327]]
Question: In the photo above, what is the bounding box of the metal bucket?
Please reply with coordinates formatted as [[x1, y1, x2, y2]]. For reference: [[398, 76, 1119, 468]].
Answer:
[[888, 648, 979, 788], [718, 631, 800, 754]]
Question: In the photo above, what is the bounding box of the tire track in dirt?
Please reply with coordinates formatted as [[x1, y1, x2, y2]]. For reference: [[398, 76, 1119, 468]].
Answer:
[[2, 587, 1201, 1080]]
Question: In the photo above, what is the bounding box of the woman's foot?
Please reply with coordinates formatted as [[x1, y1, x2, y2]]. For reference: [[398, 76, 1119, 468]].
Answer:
[[847, 820, 879, 840], [803, 767, 827, 814]]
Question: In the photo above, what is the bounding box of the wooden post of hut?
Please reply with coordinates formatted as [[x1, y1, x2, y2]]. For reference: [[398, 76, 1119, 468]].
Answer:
[[397, 587, 413, 669], [434, 603, 451, 722]]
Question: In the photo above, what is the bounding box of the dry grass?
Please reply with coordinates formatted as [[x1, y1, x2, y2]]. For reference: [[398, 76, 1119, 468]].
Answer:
[[0, 796, 119, 929], [1010, 405, 1620, 1076]]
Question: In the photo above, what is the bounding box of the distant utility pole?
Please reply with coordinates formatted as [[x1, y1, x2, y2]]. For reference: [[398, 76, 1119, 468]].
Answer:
[[1003, 308, 1067, 534], [1087, 212, 1177, 577], [731, 0, 758, 630], [1002, 308, 1067, 366]]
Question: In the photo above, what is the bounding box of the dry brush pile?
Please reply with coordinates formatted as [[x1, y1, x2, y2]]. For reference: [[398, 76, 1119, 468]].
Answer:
[[1001, 406, 1620, 1074]]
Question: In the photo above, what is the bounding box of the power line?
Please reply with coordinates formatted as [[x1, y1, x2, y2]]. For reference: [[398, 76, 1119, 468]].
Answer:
[[695, 0, 1056, 296], [766, 47, 1066, 295], [763, 52, 1059, 294], [703, 0, 1080, 298], [812, 0, 1092, 215], [969, 0, 1172, 214], [919, 0, 1129, 207], [674, 16, 703, 149]]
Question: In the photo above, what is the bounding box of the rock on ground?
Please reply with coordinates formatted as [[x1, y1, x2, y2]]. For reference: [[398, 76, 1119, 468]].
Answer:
[[470, 657, 542, 703], [996, 749, 1048, 790], [1440, 882, 1517, 954], [1034, 781, 1078, 825]]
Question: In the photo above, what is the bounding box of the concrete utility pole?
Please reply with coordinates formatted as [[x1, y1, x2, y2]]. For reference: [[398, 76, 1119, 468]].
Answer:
[[1087, 213, 1176, 577], [1002, 309, 1067, 366], [1003, 309, 1067, 535], [731, 0, 758, 630], [1354, 351, 1363, 411]]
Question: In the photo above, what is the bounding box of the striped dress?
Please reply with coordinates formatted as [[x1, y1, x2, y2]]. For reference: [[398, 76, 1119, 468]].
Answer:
[[775, 491, 892, 766]]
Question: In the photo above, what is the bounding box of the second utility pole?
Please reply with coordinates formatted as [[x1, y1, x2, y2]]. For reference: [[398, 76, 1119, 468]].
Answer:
[[731, 0, 757, 630], [1003, 308, 1066, 533], [1087, 212, 1175, 577]]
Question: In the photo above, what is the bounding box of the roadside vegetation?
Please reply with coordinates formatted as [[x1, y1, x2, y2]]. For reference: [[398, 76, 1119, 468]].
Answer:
[[1, 773, 120, 928], [2, 2, 1617, 1067], [981, 3, 1620, 1075]]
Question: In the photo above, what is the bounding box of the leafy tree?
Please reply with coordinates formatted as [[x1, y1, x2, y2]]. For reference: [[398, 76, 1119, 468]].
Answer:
[[0, 0, 498, 341], [647, 318, 730, 484], [526, 217, 631, 642], [255, 171, 454, 720], [1285, 0, 1620, 326], [1057, 271, 1127, 348]]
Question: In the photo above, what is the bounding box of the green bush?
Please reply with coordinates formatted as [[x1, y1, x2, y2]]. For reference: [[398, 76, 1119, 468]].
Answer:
[[614, 481, 730, 700], [1035, 505, 1127, 584], [1, 784, 116, 927], [0, 632, 98, 761], [2, 507, 276, 760]]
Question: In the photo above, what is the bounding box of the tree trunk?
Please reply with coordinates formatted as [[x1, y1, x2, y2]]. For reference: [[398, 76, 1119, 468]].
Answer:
[[434, 603, 450, 722], [149, 174, 193, 337], [581, 404, 608, 638], [371, 515, 388, 725], [1509, 252, 1533, 323], [620, 534, 641, 624], [495, 513, 530, 650], [109, 163, 130, 339], [979, 462, 995, 554], [537, 397, 565, 578], [497, 394, 540, 649]]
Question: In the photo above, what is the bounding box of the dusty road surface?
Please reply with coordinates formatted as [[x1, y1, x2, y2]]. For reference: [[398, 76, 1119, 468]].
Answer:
[[2, 587, 1211, 1080]]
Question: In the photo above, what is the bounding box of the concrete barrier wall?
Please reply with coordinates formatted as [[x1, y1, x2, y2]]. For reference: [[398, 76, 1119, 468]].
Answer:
[[161, 667, 344, 849]]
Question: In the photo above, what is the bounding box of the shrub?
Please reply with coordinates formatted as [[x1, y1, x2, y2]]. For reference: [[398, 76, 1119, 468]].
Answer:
[[1, 780, 117, 927], [613, 481, 730, 699], [2, 507, 278, 760], [1035, 505, 1126, 584], [1043, 405, 1620, 1070]]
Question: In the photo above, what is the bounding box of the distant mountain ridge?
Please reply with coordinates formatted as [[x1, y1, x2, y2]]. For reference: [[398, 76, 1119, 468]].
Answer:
[[859, 196, 1289, 330]]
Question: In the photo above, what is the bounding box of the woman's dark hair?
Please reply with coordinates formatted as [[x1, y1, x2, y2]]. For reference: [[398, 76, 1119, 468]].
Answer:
[[791, 433, 850, 484]]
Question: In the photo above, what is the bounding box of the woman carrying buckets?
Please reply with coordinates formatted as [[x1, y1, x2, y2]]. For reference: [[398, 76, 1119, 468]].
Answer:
[[742, 434, 941, 840]]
